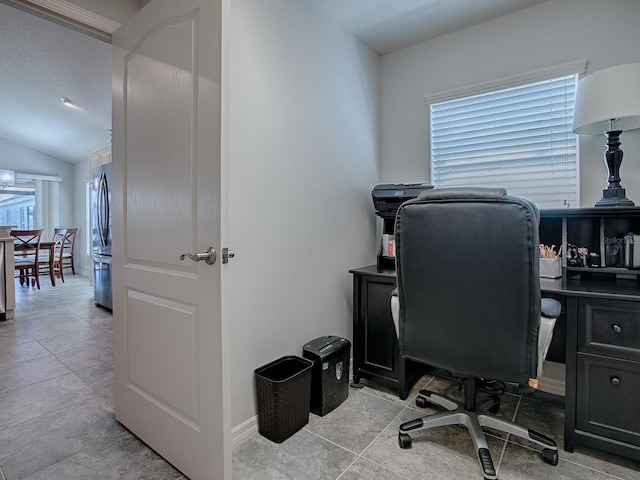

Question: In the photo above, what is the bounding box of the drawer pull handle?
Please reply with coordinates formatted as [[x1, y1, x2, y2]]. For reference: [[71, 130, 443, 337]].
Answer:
[[610, 376, 621, 386], [612, 324, 622, 334]]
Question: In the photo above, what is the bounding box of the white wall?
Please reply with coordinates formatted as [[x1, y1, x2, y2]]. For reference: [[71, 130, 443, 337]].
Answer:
[[73, 159, 91, 275], [380, 0, 640, 207], [228, 0, 380, 427]]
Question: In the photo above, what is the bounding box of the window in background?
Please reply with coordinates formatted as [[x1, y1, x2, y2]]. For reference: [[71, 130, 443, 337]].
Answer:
[[0, 184, 36, 228], [430, 73, 579, 208]]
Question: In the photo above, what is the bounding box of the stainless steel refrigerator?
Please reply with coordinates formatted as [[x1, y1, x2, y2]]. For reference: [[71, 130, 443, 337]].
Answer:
[[92, 162, 112, 310]]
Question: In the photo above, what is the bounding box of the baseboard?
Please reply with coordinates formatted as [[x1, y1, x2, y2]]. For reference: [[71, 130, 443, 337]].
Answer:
[[537, 360, 565, 397], [232, 415, 258, 449]]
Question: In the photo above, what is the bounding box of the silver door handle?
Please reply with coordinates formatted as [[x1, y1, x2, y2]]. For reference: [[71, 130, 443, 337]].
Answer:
[[180, 246, 217, 265]]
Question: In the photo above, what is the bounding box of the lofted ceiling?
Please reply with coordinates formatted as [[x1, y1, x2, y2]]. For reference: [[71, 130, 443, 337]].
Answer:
[[0, 0, 546, 165], [0, 1, 112, 164]]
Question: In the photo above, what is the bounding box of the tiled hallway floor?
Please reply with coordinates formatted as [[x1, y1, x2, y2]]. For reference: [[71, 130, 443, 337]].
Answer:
[[0, 275, 184, 480], [2, 276, 639, 479], [233, 372, 640, 479]]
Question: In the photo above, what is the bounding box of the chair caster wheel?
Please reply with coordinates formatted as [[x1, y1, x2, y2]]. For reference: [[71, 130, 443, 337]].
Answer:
[[542, 448, 559, 466], [415, 396, 428, 408], [398, 433, 412, 449]]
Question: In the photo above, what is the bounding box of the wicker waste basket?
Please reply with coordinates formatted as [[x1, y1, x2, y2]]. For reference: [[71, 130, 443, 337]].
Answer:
[[255, 355, 313, 443]]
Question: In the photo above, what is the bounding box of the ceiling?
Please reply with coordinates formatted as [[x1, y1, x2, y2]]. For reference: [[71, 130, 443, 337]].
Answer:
[[315, 0, 546, 54], [0, 0, 546, 165], [0, 1, 111, 164]]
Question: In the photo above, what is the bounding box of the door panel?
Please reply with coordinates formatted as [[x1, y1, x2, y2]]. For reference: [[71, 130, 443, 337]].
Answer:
[[112, 1, 229, 478], [125, 14, 195, 265], [127, 290, 198, 419]]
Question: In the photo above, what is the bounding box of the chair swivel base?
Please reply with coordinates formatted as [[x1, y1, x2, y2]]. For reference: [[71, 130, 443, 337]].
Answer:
[[398, 389, 558, 480]]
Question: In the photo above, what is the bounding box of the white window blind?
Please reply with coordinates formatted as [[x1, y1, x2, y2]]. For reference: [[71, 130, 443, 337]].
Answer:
[[430, 74, 578, 208], [85, 181, 91, 256]]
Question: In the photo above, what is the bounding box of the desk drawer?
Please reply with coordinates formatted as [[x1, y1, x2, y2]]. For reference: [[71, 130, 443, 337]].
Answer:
[[578, 298, 640, 361], [576, 353, 640, 448]]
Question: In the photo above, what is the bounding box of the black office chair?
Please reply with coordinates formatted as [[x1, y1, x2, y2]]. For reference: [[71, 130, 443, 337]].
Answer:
[[393, 187, 559, 480]]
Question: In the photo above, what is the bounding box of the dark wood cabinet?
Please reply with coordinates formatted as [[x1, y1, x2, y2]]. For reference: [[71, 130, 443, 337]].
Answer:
[[349, 266, 424, 399], [564, 296, 640, 459], [540, 208, 640, 461]]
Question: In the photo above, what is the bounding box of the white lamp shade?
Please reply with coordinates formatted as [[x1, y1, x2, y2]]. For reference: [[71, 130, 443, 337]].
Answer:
[[572, 63, 640, 134]]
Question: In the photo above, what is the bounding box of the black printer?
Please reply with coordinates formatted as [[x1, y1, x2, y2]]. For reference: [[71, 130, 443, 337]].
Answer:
[[371, 183, 433, 219], [371, 183, 433, 269]]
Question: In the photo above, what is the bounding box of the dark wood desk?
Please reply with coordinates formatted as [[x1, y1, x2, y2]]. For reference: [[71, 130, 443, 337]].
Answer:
[[538, 208, 640, 462], [14, 241, 56, 286], [349, 265, 424, 400]]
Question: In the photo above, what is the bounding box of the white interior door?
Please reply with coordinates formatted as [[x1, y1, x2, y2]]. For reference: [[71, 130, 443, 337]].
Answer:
[[112, 1, 229, 478]]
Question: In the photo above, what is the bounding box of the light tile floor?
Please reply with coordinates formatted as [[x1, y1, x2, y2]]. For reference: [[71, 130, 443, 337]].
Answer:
[[0, 275, 184, 480], [2, 275, 639, 480], [233, 370, 640, 480]]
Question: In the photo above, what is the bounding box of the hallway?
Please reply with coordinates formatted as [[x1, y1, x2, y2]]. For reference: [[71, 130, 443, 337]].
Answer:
[[0, 275, 184, 480], [2, 275, 639, 479]]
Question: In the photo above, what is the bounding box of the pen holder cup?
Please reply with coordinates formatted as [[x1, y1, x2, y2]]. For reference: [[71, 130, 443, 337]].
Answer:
[[539, 258, 562, 279]]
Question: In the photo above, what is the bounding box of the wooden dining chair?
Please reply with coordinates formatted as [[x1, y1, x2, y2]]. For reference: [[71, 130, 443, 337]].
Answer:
[[11, 228, 44, 289], [57, 227, 78, 276], [45, 228, 68, 283]]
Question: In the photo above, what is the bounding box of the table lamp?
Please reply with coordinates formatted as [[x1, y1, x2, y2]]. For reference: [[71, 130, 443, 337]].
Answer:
[[572, 63, 640, 207]]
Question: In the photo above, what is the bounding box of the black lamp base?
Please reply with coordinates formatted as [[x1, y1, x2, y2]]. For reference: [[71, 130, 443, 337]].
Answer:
[[595, 130, 635, 207], [595, 187, 635, 207]]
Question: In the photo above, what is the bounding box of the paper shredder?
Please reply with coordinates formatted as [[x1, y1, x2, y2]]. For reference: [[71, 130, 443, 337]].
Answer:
[[302, 336, 351, 416]]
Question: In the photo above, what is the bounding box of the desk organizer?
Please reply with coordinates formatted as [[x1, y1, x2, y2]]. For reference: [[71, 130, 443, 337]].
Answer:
[[540, 258, 562, 278]]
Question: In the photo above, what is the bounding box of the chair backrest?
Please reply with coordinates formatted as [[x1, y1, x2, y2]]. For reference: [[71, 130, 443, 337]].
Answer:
[[394, 187, 540, 384], [53, 228, 67, 241], [11, 228, 44, 260], [53, 228, 68, 259], [62, 227, 78, 255]]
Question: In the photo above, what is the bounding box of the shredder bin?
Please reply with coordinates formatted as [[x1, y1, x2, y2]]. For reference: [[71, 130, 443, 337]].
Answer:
[[254, 355, 313, 443], [303, 336, 351, 416]]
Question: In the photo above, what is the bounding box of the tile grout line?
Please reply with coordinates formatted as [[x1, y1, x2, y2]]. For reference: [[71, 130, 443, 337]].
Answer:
[[495, 392, 522, 475], [303, 397, 415, 480], [336, 374, 443, 479], [344, 403, 416, 480], [302, 428, 361, 458], [497, 393, 626, 479]]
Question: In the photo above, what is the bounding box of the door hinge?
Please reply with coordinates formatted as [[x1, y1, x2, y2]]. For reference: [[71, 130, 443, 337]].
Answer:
[[222, 247, 235, 264]]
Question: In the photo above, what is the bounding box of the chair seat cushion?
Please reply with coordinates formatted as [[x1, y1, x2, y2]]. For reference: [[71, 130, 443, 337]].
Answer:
[[541, 298, 561, 318], [15, 256, 36, 265]]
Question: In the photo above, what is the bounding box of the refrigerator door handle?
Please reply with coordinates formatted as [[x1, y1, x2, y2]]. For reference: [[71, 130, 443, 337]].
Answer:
[[93, 253, 112, 264], [97, 171, 110, 247]]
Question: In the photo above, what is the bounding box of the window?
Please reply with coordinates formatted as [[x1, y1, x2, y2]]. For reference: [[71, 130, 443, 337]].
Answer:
[[430, 67, 583, 208], [0, 184, 36, 228]]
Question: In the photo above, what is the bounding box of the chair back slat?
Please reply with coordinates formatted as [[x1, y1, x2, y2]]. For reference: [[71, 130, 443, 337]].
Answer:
[[11, 228, 44, 288], [57, 227, 78, 276]]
